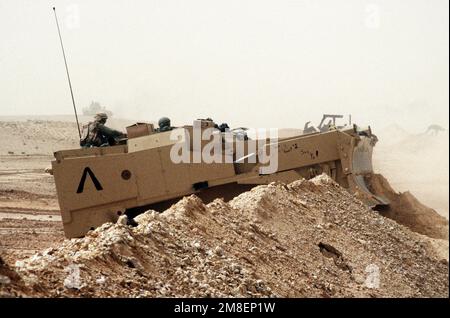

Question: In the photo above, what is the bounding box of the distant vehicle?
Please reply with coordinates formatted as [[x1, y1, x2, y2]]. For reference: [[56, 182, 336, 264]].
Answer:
[[82, 101, 113, 117], [425, 124, 445, 136]]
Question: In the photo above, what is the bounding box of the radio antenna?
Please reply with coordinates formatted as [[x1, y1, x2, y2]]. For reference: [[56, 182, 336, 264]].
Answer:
[[52, 7, 81, 138]]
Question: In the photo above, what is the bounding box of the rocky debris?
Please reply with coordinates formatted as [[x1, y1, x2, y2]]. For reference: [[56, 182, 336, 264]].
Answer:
[[2, 175, 448, 297], [0, 255, 32, 297], [418, 236, 449, 262]]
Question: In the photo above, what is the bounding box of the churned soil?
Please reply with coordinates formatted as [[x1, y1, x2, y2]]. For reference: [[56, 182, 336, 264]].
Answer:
[[2, 175, 447, 298]]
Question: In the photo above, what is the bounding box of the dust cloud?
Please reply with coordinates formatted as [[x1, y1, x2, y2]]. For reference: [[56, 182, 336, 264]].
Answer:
[[373, 124, 449, 219]]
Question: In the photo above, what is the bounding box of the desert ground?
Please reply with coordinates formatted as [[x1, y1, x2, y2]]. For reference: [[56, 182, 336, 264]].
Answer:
[[0, 116, 448, 297], [0, 116, 134, 264]]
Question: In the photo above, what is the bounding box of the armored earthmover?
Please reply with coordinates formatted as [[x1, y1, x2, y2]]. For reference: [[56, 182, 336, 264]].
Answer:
[[50, 118, 388, 238]]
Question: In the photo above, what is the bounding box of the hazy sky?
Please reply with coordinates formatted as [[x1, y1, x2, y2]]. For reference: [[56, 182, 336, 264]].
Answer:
[[0, 0, 448, 132]]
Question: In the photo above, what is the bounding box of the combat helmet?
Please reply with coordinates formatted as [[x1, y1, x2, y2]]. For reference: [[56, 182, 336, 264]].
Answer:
[[158, 117, 171, 129], [95, 112, 108, 122]]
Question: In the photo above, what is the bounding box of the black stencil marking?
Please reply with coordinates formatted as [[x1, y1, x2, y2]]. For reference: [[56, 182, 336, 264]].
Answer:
[[77, 167, 103, 193]]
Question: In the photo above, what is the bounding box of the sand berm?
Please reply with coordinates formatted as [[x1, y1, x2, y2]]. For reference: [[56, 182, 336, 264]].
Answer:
[[1, 174, 448, 297]]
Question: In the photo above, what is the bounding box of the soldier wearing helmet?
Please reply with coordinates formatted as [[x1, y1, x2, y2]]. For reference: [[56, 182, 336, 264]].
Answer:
[[157, 117, 174, 132], [80, 112, 125, 147]]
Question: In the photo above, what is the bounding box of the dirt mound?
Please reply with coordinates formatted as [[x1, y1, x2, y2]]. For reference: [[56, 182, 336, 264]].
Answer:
[[367, 174, 449, 239], [3, 175, 447, 298]]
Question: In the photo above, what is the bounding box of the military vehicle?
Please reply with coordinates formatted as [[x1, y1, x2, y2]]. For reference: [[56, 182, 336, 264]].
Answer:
[[82, 101, 113, 118], [50, 9, 387, 238], [48, 117, 388, 238]]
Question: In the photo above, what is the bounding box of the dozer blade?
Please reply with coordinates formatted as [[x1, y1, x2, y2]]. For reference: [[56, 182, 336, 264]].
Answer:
[[347, 134, 390, 208]]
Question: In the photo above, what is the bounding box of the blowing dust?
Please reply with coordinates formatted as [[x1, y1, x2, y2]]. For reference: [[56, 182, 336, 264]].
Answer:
[[373, 125, 449, 220]]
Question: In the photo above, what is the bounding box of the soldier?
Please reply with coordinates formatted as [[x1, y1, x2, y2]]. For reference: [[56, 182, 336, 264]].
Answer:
[[206, 117, 230, 132], [157, 117, 174, 132], [80, 113, 125, 147]]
